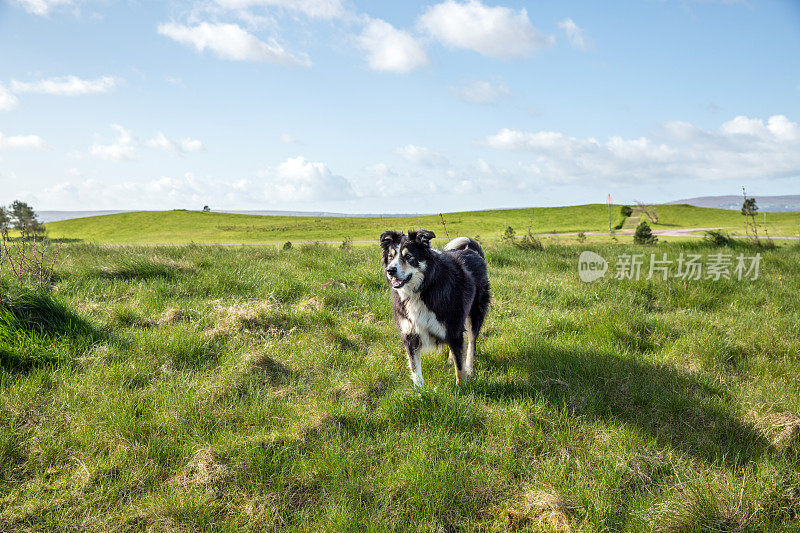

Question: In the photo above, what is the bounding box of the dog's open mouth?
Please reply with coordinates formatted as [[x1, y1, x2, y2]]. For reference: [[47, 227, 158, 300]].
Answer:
[[390, 273, 412, 288]]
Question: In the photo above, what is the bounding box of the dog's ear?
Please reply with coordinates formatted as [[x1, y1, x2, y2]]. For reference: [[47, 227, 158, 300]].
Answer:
[[409, 229, 435, 248], [379, 230, 403, 249]]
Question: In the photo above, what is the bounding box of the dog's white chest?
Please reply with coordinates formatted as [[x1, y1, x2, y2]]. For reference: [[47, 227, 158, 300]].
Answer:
[[398, 293, 446, 350]]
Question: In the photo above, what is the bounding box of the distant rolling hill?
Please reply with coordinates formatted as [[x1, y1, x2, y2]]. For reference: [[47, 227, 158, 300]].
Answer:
[[38, 210, 130, 223], [37, 209, 420, 223], [44, 205, 800, 244], [667, 195, 800, 212]]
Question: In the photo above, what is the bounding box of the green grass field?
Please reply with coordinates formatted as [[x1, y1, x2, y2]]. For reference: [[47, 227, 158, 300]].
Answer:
[[2, 239, 800, 531], [44, 205, 800, 245]]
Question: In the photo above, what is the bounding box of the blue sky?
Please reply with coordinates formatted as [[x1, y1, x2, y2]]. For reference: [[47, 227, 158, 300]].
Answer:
[[1, 0, 799, 212]]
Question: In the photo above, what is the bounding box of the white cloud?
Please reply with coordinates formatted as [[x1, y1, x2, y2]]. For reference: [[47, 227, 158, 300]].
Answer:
[[213, 0, 345, 19], [90, 124, 138, 161], [418, 0, 553, 59], [157, 22, 311, 66], [39, 157, 357, 209], [365, 162, 396, 177], [0, 84, 19, 112], [12, 0, 72, 16], [450, 80, 510, 104], [483, 115, 800, 183], [0, 132, 46, 150], [10, 75, 117, 96], [395, 144, 448, 167], [558, 18, 591, 51], [357, 17, 429, 73], [278, 133, 300, 144], [42, 173, 249, 210], [258, 156, 355, 202], [146, 132, 205, 154]]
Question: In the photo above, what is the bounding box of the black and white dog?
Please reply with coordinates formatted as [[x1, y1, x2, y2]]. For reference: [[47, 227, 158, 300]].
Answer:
[[380, 229, 490, 387]]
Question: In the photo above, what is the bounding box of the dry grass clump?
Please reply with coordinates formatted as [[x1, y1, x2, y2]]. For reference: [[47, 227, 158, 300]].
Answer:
[[648, 486, 753, 533], [159, 307, 194, 325], [755, 411, 800, 454], [498, 488, 582, 531], [77, 343, 112, 366], [206, 297, 296, 338], [297, 297, 323, 312], [172, 447, 230, 489]]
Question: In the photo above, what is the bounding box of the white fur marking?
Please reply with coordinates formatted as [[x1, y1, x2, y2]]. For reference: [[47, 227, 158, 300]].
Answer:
[[399, 291, 446, 352], [411, 362, 424, 387], [465, 317, 475, 374]]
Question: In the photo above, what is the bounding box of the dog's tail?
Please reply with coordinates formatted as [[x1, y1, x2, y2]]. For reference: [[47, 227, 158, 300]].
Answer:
[[443, 236, 484, 258]]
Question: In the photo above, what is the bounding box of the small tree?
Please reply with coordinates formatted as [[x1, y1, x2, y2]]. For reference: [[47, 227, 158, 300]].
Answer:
[[634, 221, 657, 245], [500, 225, 516, 245], [202, 205, 211, 212], [10, 200, 45, 239], [0, 207, 9, 233], [741, 197, 758, 217], [620, 205, 633, 217], [741, 187, 760, 245], [635, 201, 658, 224]]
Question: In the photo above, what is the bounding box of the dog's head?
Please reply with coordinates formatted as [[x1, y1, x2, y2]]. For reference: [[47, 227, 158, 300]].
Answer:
[[379, 229, 435, 293]]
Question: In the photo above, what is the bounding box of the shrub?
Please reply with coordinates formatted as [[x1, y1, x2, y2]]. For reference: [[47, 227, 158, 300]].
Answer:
[[576, 231, 586, 244], [620, 205, 633, 217], [340, 236, 353, 251], [518, 233, 543, 251], [634, 221, 657, 245], [0, 231, 60, 292], [500, 225, 542, 250], [500, 226, 516, 245], [704, 230, 734, 247], [282, 241, 292, 251]]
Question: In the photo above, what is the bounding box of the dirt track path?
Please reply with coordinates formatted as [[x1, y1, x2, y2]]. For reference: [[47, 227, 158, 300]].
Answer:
[[100, 227, 798, 246]]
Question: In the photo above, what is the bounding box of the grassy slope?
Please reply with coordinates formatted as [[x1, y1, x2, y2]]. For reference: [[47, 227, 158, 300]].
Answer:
[[2, 242, 800, 530], [652, 204, 799, 234], [45, 205, 800, 245]]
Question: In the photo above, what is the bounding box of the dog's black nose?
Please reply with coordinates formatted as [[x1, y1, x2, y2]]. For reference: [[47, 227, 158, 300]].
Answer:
[[386, 266, 397, 276]]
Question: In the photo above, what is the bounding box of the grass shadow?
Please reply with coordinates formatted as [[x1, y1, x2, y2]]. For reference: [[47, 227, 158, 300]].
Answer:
[[0, 284, 105, 373], [95, 256, 192, 281], [473, 341, 772, 468]]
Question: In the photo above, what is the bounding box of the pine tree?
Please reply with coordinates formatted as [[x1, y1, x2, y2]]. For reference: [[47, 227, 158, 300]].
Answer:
[[0, 206, 9, 233], [633, 221, 657, 245], [10, 200, 45, 238]]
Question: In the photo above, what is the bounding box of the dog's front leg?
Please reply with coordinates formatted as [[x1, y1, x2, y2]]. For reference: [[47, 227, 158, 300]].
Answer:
[[403, 334, 424, 387]]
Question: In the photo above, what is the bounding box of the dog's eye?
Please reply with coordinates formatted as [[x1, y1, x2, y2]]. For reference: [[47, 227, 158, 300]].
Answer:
[[403, 253, 412, 261]]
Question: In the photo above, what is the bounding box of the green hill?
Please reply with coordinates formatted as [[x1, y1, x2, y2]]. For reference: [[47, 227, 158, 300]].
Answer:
[[45, 205, 799, 244]]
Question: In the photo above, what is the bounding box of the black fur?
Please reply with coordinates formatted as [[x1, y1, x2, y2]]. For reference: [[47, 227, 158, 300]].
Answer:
[[380, 229, 491, 385]]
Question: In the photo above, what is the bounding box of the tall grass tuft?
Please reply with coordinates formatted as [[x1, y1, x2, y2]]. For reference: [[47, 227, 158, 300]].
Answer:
[[97, 254, 194, 280]]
